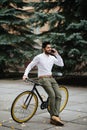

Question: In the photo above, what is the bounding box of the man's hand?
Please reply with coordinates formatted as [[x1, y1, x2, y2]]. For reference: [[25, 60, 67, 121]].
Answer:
[[51, 48, 58, 55], [22, 75, 28, 81]]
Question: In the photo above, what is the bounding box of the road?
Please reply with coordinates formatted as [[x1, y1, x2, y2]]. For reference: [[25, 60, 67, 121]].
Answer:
[[0, 79, 87, 130]]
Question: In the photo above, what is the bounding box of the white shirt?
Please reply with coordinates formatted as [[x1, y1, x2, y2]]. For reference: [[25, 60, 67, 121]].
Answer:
[[24, 53, 64, 77]]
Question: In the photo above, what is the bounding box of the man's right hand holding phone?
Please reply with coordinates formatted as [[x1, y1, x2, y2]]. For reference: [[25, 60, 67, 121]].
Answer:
[[51, 48, 58, 56]]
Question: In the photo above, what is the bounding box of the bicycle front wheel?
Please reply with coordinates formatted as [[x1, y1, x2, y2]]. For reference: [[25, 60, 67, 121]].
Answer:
[[11, 91, 38, 123], [59, 86, 69, 112]]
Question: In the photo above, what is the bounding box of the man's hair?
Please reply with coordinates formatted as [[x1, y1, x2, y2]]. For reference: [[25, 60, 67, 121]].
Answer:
[[42, 41, 51, 49]]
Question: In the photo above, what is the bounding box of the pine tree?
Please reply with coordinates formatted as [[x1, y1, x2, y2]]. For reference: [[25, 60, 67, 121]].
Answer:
[[26, 0, 87, 74], [0, 0, 87, 75], [0, 0, 39, 73]]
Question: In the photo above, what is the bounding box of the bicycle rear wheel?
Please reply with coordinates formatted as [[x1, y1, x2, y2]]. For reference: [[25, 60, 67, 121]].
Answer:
[[59, 86, 69, 112], [11, 91, 38, 123]]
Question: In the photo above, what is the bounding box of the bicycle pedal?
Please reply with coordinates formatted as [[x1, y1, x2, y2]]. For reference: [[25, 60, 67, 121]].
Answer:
[[40, 101, 48, 109]]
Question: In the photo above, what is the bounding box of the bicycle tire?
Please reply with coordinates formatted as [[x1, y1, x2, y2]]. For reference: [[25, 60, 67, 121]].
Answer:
[[59, 86, 69, 112], [11, 91, 38, 123]]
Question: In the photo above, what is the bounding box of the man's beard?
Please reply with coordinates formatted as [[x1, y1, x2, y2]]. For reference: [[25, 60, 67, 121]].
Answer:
[[45, 50, 51, 55]]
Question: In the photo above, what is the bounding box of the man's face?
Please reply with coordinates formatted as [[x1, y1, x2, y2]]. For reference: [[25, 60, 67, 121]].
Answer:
[[44, 44, 52, 54]]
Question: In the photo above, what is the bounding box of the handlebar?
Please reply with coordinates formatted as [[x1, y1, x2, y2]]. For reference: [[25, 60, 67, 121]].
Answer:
[[25, 78, 42, 86]]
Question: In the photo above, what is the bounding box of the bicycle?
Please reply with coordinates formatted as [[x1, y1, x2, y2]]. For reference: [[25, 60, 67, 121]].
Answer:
[[11, 78, 69, 123]]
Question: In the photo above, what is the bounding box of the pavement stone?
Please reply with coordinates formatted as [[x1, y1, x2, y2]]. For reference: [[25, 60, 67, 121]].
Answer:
[[72, 116, 87, 125]]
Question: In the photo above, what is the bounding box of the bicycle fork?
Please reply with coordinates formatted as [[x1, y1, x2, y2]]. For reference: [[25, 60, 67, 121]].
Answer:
[[22, 85, 36, 109]]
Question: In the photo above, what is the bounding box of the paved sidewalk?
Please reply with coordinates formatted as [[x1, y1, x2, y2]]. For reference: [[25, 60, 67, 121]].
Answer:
[[0, 79, 87, 130]]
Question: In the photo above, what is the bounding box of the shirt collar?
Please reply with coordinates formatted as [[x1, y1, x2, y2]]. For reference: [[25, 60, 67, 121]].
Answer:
[[43, 52, 50, 57]]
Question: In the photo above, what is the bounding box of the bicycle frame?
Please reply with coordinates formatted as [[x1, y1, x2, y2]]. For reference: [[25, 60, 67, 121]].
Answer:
[[31, 83, 44, 103], [24, 80, 48, 110]]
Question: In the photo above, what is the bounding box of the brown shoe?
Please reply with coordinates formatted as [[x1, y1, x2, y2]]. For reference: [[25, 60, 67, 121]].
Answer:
[[50, 118, 64, 126]]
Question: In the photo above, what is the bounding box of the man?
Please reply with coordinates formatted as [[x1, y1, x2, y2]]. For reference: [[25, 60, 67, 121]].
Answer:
[[23, 41, 64, 126]]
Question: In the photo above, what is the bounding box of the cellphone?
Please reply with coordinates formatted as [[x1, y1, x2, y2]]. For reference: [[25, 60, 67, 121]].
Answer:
[[51, 49, 55, 53]]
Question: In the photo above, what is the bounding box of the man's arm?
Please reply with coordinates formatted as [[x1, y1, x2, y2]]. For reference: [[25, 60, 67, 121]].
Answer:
[[52, 49, 64, 67], [23, 56, 39, 80], [54, 54, 64, 67]]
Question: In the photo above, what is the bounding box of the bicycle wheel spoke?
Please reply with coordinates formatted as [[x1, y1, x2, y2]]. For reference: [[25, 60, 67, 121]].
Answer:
[[11, 91, 38, 123]]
